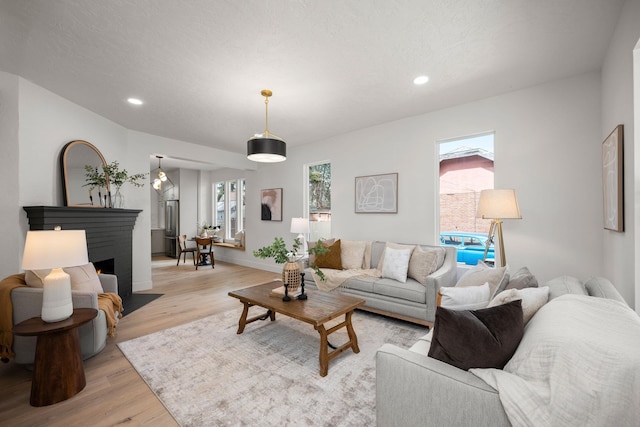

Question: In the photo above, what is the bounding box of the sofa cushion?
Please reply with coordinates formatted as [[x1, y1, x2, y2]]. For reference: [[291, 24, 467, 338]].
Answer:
[[428, 299, 524, 370], [381, 247, 412, 283], [373, 277, 426, 304], [341, 275, 375, 293], [408, 246, 446, 285], [313, 239, 343, 270], [370, 241, 387, 269], [25, 263, 104, 293], [456, 262, 509, 298], [341, 240, 368, 270], [545, 276, 587, 300], [438, 283, 491, 310], [489, 286, 549, 324], [504, 266, 538, 291]]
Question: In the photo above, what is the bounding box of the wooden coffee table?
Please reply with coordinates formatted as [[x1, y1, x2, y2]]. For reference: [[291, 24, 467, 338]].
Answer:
[[228, 281, 365, 377]]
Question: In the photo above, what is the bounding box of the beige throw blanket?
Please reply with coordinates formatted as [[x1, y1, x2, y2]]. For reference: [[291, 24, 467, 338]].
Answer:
[[311, 268, 381, 292], [471, 295, 640, 427], [98, 292, 123, 338]]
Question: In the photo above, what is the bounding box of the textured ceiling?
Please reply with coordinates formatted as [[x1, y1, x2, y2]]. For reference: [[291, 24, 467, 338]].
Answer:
[[0, 0, 625, 165]]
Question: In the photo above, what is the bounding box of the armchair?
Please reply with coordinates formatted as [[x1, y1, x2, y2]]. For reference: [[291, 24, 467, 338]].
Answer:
[[8, 273, 118, 365]]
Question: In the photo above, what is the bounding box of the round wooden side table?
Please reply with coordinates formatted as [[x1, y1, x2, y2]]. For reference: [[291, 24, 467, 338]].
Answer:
[[12, 308, 98, 407]]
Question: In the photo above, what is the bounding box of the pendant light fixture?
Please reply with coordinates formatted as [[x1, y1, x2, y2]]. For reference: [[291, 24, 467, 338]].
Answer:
[[247, 89, 286, 163], [152, 155, 169, 190]]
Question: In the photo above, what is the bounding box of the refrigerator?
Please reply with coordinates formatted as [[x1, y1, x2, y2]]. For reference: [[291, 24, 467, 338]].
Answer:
[[165, 200, 179, 258]]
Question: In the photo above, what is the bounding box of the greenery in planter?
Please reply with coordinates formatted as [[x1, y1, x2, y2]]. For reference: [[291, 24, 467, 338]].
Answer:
[[84, 161, 147, 191], [253, 236, 329, 280]]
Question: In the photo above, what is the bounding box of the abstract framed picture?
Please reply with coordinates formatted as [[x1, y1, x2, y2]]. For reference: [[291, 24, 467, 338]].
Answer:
[[261, 188, 282, 221], [602, 125, 624, 232], [355, 173, 398, 213]]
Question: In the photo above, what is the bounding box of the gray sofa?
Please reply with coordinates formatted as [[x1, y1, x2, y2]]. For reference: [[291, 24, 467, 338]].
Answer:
[[304, 241, 457, 326], [375, 276, 634, 427], [9, 273, 118, 364]]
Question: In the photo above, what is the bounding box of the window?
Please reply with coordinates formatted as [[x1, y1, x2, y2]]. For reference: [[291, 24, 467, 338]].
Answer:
[[214, 179, 245, 240], [438, 133, 494, 236], [305, 161, 331, 241]]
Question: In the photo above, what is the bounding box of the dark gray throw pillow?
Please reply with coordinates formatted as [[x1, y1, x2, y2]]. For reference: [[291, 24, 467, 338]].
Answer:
[[428, 299, 524, 370]]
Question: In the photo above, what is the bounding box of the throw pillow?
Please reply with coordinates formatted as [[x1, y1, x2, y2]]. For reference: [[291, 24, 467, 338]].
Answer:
[[313, 239, 343, 270], [455, 261, 509, 298], [489, 286, 549, 325], [340, 240, 368, 270], [505, 266, 538, 290], [377, 242, 415, 273], [428, 299, 524, 370], [408, 246, 446, 285], [438, 282, 491, 310], [25, 263, 104, 293], [380, 247, 412, 283], [308, 238, 335, 267]]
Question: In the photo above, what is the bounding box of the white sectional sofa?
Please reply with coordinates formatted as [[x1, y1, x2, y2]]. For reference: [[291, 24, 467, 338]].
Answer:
[[376, 276, 640, 427]]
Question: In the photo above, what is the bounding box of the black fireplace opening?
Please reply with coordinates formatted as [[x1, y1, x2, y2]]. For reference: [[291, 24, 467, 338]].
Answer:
[[93, 258, 115, 275]]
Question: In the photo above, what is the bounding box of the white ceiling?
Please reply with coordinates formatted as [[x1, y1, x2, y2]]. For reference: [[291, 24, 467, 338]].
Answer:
[[0, 0, 625, 170]]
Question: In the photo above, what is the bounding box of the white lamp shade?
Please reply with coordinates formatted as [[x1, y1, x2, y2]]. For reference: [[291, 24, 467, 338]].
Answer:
[[290, 217, 310, 234], [21, 229, 88, 322], [476, 189, 522, 220], [22, 230, 89, 270]]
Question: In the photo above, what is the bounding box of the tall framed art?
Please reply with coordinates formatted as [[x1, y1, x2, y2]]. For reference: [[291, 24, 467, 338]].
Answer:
[[602, 125, 624, 232], [261, 188, 282, 221]]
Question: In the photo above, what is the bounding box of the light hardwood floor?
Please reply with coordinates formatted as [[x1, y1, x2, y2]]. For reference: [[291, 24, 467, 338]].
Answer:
[[0, 257, 280, 426]]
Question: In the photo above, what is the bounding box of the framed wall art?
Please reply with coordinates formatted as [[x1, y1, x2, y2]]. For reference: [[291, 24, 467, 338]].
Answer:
[[602, 124, 624, 232], [355, 173, 398, 213], [261, 188, 282, 221]]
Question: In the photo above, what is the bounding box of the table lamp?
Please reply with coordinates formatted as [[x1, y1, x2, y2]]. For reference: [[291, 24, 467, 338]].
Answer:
[[476, 189, 521, 267], [21, 228, 89, 322], [290, 217, 310, 254]]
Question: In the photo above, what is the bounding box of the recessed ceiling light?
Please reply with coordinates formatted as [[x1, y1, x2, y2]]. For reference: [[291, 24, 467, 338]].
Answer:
[[413, 75, 429, 85], [127, 97, 143, 105]]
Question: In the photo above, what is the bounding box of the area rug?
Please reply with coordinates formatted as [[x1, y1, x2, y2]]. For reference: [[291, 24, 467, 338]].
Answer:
[[117, 308, 426, 426]]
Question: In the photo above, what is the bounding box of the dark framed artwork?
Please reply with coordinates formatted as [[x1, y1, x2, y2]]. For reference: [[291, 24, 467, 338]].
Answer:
[[355, 173, 398, 213], [261, 188, 283, 221], [602, 125, 624, 232]]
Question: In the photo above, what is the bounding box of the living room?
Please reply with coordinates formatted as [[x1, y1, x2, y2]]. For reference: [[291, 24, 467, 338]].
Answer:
[[1, 0, 640, 425]]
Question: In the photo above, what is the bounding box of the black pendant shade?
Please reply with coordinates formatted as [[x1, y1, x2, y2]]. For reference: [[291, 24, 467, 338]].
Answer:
[[247, 89, 287, 163], [247, 137, 286, 163]]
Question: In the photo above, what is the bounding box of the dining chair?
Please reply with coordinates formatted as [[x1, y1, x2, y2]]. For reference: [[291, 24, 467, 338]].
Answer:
[[176, 235, 197, 266], [195, 236, 215, 270]]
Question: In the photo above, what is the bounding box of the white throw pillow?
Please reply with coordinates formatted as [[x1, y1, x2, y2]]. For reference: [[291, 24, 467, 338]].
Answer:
[[456, 262, 509, 298], [381, 247, 412, 283], [377, 242, 415, 272], [439, 282, 491, 310], [340, 240, 368, 270], [489, 286, 549, 324]]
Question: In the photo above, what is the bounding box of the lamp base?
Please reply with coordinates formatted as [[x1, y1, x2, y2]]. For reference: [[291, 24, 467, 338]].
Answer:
[[42, 268, 73, 323]]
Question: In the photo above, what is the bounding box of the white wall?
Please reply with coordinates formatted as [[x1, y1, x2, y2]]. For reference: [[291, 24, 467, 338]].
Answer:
[[601, 0, 640, 309], [214, 73, 608, 299], [4, 76, 252, 292], [0, 71, 20, 279]]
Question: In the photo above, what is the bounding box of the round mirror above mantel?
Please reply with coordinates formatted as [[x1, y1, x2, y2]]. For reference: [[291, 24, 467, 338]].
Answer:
[[60, 140, 110, 207]]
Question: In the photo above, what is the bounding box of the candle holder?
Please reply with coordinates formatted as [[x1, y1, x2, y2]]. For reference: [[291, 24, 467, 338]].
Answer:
[[298, 272, 307, 300], [282, 282, 291, 302]]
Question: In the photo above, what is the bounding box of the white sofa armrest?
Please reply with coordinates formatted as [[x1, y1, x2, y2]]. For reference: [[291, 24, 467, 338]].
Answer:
[[98, 273, 118, 294], [376, 343, 509, 427]]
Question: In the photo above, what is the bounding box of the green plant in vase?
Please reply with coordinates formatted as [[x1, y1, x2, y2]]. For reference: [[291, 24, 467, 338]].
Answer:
[[103, 161, 147, 208], [253, 237, 329, 282], [83, 165, 108, 206]]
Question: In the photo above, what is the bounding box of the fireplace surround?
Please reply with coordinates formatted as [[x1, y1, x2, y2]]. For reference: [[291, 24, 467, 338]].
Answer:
[[23, 206, 141, 298]]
